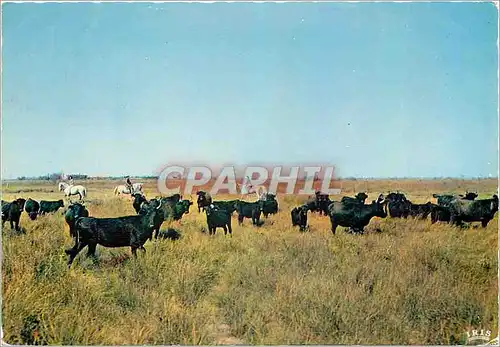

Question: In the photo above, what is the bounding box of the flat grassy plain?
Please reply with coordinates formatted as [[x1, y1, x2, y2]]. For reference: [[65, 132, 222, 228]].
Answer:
[[1, 178, 498, 345]]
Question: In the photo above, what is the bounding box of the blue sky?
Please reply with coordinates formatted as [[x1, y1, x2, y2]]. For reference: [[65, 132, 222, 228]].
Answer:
[[1, 2, 498, 179]]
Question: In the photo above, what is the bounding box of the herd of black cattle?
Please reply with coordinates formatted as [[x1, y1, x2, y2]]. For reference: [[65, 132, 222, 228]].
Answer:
[[1, 189, 498, 268], [290, 191, 498, 233]]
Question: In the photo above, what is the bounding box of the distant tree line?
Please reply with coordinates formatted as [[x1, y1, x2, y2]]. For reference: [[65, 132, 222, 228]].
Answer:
[[17, 173, 88, 181], [16, 174, 159, 181]]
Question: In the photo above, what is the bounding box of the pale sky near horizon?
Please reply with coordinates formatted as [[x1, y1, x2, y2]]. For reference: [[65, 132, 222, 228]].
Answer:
[[1, 2, 498, 179]]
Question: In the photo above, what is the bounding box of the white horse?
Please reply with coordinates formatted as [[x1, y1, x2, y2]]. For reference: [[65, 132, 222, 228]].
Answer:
[[237, 177, 267, 200], [113, 183, 144, 195], [58, 182, 87, 200]]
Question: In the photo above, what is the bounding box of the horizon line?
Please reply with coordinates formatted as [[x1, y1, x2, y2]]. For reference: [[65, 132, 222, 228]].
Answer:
[[2, 176, 499, 182]]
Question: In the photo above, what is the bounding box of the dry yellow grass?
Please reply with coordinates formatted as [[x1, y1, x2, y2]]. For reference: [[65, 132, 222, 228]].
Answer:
[[1, 178, 498, 345]]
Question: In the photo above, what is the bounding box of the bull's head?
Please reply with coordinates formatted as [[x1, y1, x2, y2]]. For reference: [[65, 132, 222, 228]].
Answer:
[[143, 200, 163, 228], [374, 198, 387, 218], [205, 204, 217, 216], [179, 200, 193, 214], [356, 192, 369, 202], [376, 194, 385, 204], [15, 198, 26, 209], [464, 192, 478, 200], [373, 194, 387, 215], [491, 195, 499, 213], [259, 200, 265, 212], [68, 203, 88, 220]]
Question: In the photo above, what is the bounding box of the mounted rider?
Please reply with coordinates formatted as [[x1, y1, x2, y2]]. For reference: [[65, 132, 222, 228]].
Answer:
[[68, 175, 74, 186], [125, 176, 134, 194], [240, 176, 252, 195]]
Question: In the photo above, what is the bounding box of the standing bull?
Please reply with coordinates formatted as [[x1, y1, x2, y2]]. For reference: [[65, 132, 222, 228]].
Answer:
[[291, 205, 308, 232], [205, 204, 232, 236], [1, 198, 26, 231], [235, 200, 263, 226], [448, 194, 498, 228], [431, 192, 479, 224], [328, 194, 387, 234], [65, 201, 163, 268]]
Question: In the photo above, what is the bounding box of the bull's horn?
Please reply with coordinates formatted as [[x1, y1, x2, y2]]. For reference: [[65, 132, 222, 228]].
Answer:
[[156, 201, 163, 210]]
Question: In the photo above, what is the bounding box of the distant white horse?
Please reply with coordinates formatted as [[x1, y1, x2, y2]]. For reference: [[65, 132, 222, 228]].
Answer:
[[113, 183, 144, 195], [237, 177, 267, 200], [58, 182, 87, 200]]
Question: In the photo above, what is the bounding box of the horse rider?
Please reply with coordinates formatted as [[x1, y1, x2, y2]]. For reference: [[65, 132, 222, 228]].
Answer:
[[125, 176, 134, 193], [68, 175, 74, 186]]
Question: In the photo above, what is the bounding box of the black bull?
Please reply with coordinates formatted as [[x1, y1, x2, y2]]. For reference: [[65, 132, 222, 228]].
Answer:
[[2, 198, 26, 231], [235, 201, 262, 225], [205, 204, 232, 236], [66, 202, 162, 268], [291, 205, 308, 232], [431, 192, 480, 223], [328, 196, 387, 234], [448, 195, 499, 228]]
